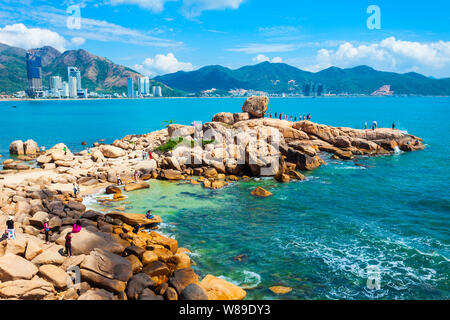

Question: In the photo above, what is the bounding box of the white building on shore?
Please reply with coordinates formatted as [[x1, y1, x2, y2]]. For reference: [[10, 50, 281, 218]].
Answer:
[[68, 76, 77, 98], [138, 76, 150, 96]]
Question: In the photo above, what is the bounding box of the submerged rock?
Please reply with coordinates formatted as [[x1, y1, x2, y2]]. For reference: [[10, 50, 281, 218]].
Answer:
[[251, 187, 273, 197]]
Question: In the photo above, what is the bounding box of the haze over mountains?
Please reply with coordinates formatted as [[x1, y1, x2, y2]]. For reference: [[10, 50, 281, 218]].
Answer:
[[1, 43, 449, 96], [154, 62, 450, 96], [0, 43, 181, 96]]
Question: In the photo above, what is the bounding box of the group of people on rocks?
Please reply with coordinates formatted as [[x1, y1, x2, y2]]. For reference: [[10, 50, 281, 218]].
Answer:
[[364, 121, 396, 130], [142, 150, 153, 160], [4, 216, 83, 257], [264, 112, 311, 122]]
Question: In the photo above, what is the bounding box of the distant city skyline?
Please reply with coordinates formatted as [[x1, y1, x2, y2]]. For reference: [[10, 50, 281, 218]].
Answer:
[[0, 1, 449, 78]]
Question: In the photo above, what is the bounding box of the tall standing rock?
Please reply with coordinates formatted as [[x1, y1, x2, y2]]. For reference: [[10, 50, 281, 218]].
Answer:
[[9, 140, 24, 155], [23, 139, 39, 155], [242, 96, 269, 118]]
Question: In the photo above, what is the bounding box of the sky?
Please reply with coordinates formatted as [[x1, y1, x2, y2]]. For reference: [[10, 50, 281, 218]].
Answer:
[[0, 0, 449, 78]]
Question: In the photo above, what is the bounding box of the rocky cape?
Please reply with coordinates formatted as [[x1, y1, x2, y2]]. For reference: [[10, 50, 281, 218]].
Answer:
[[0, 96, 425, 300]]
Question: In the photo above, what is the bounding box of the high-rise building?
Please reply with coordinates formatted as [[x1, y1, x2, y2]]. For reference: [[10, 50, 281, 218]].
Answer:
[[50, 76, 63, 96], [127, 78, 135, 98], [62, 82, 69, 97], [26, 51, 43, 98], [68, 76, 78, 98], [152, 86, 162, 97], [138, 76, 150, 96], [67, 67, 82, 90]]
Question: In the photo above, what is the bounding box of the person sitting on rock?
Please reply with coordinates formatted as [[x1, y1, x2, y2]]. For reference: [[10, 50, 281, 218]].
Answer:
[[6, 216, 15, 240], [72, 220, 82, 233], [65, 232, 72, 257], [43, 218, 51, 244], [145, 210, 154, 220]]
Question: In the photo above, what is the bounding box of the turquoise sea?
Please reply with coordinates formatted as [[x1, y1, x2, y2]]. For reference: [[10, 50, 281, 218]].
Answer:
[[1, 97, 449, 299]]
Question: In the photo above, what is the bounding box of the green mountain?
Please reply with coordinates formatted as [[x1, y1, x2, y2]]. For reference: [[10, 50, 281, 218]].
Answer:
[[0, 43, 183, 96], [154, 61, 450, 96]]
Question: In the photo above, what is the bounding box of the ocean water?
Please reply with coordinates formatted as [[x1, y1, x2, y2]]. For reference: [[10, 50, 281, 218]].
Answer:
[[1, 97, 449, 299]]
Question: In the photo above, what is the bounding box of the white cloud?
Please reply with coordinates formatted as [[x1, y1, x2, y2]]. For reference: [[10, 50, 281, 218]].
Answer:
[[229, 43, 296, 54], [306, 37, 450, 76], [271, 56, 283, 63], [182, 0, 245, 18], [107, 0, 244, 17], [252, 54, 282, 63], [70, 37, 86, 47], [108, 0, 175, 13], [0, 23, 67, 51], [133, 53, 194, 76]]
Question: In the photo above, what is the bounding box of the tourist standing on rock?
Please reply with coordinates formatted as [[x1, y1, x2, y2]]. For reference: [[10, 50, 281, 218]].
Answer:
[[117, 174, 123, 185], [148, 151, 153, 160], [72, 220, 82, 233], [41, 145, 46, 152], [73, 183, 79, 197], [274, 112, 277, 118], [43, 219, 51, 244], [365, 122, 367, 130], [133, 224, 142, 234], [134, 170, 140, 182], [65, 232, 72, 257], [392, 121, 395, 129], [279, 113, 282, 120], [372, 121, 377, 130], [307, 114, 311, 120], [6, 216, 15, 240], [63, 146, 67, 155]]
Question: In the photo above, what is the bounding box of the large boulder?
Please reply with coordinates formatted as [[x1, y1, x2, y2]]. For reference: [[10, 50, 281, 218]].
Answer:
[[200, 275, 246, 300], [23, 139, 39, 155], [9, 140, 24, 155], [78, 288, 117, 300], [124, 182, 150, 192], [0, 279, 55, 300], [56, 229, 126, 255], [80, 269, 126, 294], [100, 145, 126, 158], [286, 148, 323, 171], [81, 248, 132, 282], [212, 112, 234, 125], [233, 112, 250, 123], [0, 253, 39, 281], [105, 212, 162, 226], [167, 124, 194, 138], [242, 96, 269, 118], [38, 264, 70, 290], [180, 283, 209, 300], [160, 169, 184, 181], [126, 273, 156, 300], [168, 268, 199, 295], [31, 245, 65, 265], [29, 211, 49, 228]]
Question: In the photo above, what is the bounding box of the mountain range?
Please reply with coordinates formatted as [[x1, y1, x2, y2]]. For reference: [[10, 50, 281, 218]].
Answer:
[[154, 62, 450, 96], [1, 42, 449, 97], [0, 43, 182, 96]]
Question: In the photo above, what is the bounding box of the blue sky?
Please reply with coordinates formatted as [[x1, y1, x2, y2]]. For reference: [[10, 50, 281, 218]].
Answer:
[[0, 0, 449, 77]]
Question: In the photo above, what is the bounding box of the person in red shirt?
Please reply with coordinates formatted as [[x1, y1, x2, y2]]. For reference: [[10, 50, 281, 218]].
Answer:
[[65, 232, 72, 257]]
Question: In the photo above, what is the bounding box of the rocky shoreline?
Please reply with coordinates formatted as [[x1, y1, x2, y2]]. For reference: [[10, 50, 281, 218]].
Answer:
[[0, 96, 425, 300]]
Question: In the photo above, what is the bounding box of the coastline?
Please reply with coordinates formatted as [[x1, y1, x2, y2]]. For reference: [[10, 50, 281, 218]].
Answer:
[[0, 97, 427, 300], [1, 95, 450, 103]]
